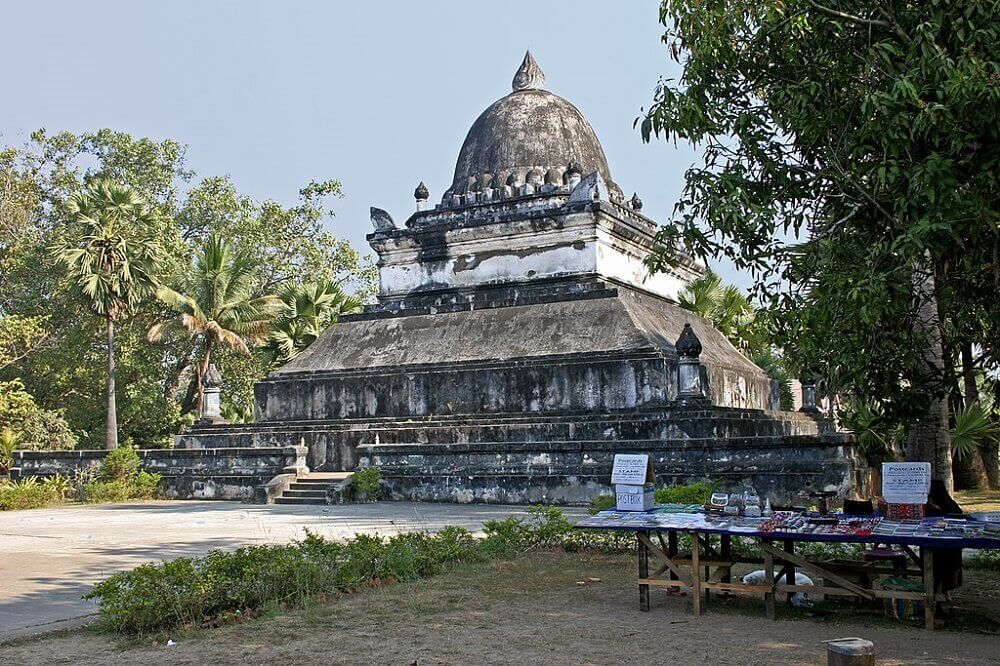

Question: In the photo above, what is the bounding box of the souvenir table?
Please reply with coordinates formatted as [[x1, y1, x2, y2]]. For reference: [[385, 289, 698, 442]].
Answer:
[[575, 506, 1000, 630]]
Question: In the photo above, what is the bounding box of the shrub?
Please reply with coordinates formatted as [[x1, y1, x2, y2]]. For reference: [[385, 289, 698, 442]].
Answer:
[[0, 428, 19, 475], [588, 494, 616, 515], [41, 473, 72, 498], [84, 505, 636, 635], [351, 466, 382, 496], [969, 549, 1000, 570], [0, 476, 62, 510], [100, 445, 142, 483], [654, 480, 715, 505]]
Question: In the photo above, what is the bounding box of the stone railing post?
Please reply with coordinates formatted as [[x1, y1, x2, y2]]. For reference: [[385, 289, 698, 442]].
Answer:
[[198, 363, 226, 425], [799, 377, 820, 414], [676, 323, 709, 405]]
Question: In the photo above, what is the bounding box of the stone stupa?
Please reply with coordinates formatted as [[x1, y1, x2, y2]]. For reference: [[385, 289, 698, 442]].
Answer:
[[178, 53, 859, 504]]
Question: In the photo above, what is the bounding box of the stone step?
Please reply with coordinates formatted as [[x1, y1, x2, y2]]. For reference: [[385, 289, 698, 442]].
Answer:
[[281, 489, 328, 499], [184, 407, 825, 435], [274, 496, 327, 505]]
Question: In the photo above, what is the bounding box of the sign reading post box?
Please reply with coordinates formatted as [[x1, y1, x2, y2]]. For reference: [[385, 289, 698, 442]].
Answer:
[[611, 454, 655, 512]]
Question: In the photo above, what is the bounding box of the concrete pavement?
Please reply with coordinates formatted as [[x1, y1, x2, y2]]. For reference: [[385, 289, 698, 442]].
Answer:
[[0, 500, 583, 642]]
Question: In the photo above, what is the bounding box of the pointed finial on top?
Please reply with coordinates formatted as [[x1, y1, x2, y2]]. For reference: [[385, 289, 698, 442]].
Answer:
[[630, 192, 643, 211], [512, 51, 545, 92], [414, 181, 429, 201]]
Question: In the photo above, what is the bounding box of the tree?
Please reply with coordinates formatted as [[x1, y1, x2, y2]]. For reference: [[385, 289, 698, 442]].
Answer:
[[642, 1, 999, 489], [149, 236, 280, 418], [678, 271, 792, 408], [51, 179, 161, 449], [264, 280, 363, 367], [1, 129, 374, 446]]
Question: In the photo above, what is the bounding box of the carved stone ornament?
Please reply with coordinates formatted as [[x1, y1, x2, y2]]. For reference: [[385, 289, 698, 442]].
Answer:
[[512, 51, 545, 91]]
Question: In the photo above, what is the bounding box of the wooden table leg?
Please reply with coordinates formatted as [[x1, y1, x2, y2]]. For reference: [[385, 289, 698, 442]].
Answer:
[[764, 539, 776, 620], [922, 547, 935, 630], [638, 531, 650, 612], [784, 540, 795, 603], [691, 531, 702, 616], [721, 534, 732, 586], [668, 530, 679, 581]]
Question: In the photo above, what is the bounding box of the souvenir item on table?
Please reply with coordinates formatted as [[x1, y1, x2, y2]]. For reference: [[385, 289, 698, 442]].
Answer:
[[742, 485, 762, 518], [705, 492, 729, 514], [886, 502, 925, 520], [724, 493, 742, 516], [762, 498, 773, 517]]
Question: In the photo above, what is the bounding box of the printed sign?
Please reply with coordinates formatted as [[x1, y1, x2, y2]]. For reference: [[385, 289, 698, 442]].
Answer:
[[882, 462, 931, 504], [611, 454, 654, 485]]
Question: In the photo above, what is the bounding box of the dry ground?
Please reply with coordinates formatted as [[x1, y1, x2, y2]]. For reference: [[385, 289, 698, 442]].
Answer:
[[2, 551, 999, 666]]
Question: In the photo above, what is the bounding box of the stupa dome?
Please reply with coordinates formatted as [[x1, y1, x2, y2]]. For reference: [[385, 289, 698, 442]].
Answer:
[[445, 52, 621, 198]]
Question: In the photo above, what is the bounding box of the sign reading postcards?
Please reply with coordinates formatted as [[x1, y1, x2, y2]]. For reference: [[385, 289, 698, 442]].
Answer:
[[881, 462, 931, 505], [612, 454, 655, 512]]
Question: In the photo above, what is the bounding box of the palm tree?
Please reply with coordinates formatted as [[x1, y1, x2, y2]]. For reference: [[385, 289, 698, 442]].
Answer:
[[52, 179, 162, 450], [264, 280, 362, 367], [678, 270, 761, 354], [148, 235, 280, 418]]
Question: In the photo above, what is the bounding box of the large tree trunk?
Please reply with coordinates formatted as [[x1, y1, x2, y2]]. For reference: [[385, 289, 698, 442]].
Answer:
[[105, 318, 118, 451], [904, 264, 952, 493], [952, 341, 991, 488]]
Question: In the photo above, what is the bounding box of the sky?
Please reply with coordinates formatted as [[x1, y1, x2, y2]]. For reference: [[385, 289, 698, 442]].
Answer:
[[2, 0, 747, 289]]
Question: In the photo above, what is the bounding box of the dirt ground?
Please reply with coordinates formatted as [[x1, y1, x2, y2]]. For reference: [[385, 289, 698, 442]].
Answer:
[[2, 551, 999, 666]]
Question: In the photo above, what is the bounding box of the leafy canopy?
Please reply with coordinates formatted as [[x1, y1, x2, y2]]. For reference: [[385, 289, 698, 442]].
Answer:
[[642, 0, 1000, 423]]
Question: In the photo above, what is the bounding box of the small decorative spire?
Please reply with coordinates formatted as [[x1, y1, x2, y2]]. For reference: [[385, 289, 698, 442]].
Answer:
[[565, 161, 582, 178], [512, 51, 545, 92], [675, 323, 702, 358], [414, 181, 429, 202], [202, 363, 223, 389], [630, 192, 643, 211]]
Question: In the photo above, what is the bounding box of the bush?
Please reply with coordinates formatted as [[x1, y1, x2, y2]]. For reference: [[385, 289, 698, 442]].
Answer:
[[0, 428, 19, 475], [351, 466, 381, 496], [85, 505, 634, 635], [0, 477, 62, 510], [588, 494, 616, 514], [969, 549, 1000, 570], [100, 445, 142, 483], [654, 480, 715, 505]]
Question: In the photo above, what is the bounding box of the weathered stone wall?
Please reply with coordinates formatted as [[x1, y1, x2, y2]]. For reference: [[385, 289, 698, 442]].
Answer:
[[11, 446, 306, 502], [359, 430, 864, 505]]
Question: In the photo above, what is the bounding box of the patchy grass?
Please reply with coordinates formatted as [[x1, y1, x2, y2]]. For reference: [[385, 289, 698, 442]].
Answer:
[[956, 489, 1000, 514], [3, 551, 1000, 665]]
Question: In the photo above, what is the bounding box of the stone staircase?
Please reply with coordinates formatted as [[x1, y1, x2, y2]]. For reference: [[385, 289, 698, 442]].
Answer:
[[273, 471, 351, 505]]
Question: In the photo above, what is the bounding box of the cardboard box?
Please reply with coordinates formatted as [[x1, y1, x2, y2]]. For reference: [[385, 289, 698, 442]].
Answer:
[[615, 483, 654, 511], [611, 454, 656, 512]]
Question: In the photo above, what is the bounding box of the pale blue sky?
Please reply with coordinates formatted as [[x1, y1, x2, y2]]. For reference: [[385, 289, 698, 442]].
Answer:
[[3, 0, 747, 288]]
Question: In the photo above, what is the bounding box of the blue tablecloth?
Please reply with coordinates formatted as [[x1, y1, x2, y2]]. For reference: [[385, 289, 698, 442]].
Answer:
[[575, 507, 1000, 550]]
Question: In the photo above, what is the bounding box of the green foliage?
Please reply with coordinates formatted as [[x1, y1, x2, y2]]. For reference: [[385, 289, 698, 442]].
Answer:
[[0, 428, 18, 474], [149, 235, 281, 417], [642, 1, 1000, 431], [0, 380, 76, 450], [99, 444, 141, 482], [350, 467, 382, 496], [86, 506, 633, 635], [951, 403, 1000, 462], [969, 549, 1000, 570], [40, 473, 72, 497], [0, 476, 62, 510], [0, 129, 374, 448], [0, 315, 47, 371], [839, 399, 902, 466], [654, 480, 715, 505], [264, 280, 363, 367], [51, 178, 162, 321], [588, 494, 616, 515]]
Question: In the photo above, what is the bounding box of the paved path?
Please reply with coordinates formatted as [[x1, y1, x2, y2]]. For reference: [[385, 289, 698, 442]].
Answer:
[[0, 501, 582, 642]]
